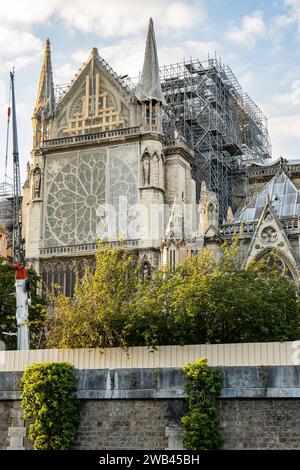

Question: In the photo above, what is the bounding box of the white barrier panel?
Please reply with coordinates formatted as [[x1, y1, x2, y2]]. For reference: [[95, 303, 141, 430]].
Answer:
[[0, 341, 298, 371]]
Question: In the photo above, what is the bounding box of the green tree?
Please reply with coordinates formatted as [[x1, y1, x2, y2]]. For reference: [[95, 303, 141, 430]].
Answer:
[[47, 245, 139, 348], [46, 239, 300, 349], [0, 258, 45, 349], [126, 237, 300, 347]]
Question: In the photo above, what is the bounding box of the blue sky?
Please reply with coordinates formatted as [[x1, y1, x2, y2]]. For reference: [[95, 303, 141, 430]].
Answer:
[[1, 0, 300, 184]]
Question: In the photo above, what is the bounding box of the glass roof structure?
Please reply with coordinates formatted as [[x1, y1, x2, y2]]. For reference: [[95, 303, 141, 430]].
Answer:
[[232, 171, 300, 223]]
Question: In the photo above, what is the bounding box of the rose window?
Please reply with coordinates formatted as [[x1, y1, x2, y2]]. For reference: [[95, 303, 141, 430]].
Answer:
[[44, 148, 138, 247]]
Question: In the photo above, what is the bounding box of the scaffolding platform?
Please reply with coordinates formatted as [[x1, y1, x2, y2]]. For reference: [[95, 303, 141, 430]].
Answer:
[[160, 58, 271, 219]]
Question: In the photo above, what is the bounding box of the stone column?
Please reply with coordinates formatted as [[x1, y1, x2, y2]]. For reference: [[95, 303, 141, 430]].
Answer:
[[165, 424, 183, 450], [7, 403, 26, 450]]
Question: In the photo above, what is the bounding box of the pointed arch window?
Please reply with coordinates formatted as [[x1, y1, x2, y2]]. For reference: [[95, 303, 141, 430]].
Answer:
[[169, 247, 177, 271], [257, 252, 293, 280], [141, 260, 152, 281]]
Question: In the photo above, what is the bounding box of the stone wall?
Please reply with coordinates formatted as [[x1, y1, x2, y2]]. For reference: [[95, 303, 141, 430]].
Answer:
[[0, 402, 11, 449], [76, 399, 184, 450], [1, 366, 300, 450], [220, 399, 300, 449]]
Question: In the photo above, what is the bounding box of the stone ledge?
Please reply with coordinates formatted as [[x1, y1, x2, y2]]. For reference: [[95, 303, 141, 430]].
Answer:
[[76, 388, 186, 400], [1, 366, 300, 400]]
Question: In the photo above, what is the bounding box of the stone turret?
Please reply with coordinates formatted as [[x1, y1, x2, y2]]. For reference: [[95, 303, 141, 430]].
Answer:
[[138, 19, 165, 263]]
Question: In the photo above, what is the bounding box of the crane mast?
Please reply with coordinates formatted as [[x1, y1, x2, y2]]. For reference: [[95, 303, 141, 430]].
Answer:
[[10, 71, 23, 264], [10, 70, 29, 350]]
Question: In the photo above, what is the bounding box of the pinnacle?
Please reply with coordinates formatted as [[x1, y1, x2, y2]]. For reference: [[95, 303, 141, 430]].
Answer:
[[90, 47, 99, 59]]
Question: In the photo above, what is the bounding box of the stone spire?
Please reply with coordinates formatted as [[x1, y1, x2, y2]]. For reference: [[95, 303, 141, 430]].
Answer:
[[135, 18, 166, 105], [34, 38, 54, 119], [90, 47, 99, 59]]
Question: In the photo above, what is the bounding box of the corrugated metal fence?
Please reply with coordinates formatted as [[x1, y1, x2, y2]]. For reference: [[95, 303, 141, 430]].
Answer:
[[0, 341, 299, 371]]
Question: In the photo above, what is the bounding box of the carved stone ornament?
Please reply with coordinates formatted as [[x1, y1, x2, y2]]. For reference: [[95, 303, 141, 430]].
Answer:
[[142, 149, 151, 186], [260, 226, 278, 245], [33, 163, 42, 199], [264, 212, 273, 221]]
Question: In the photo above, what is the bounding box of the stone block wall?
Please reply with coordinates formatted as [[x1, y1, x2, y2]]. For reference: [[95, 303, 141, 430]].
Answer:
[[1, 366, 300, 450], [220, 399, 300, 449], [76, 399, 184, 450], [0, 402, 11, 449]]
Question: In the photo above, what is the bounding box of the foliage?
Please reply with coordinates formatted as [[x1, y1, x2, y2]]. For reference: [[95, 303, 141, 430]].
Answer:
[[181, 358, 223, 450], [47, 244, 139, 348], [0, 258, 46, 349], [125, 236, 300, 347], [21, 362, 79, 450], [46, 237, 300, 349]]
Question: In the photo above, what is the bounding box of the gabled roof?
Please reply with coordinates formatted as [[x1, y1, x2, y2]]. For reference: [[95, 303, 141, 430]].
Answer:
[[233, 170, 300, 223], [56, 47, 132, 111], [245, 194, 300, 281]]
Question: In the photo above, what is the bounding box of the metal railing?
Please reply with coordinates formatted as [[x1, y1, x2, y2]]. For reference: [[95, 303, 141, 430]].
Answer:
[[221, 217, 300, 236]]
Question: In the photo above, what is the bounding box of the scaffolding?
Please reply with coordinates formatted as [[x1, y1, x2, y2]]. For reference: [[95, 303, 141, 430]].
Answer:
[[160, 58, 271, 220], [53, 56, 271, 221], [0, 181, 14, 234]]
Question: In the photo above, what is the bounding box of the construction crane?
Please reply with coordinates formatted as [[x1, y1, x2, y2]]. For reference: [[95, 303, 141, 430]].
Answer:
[[9, 70, 30, 350]]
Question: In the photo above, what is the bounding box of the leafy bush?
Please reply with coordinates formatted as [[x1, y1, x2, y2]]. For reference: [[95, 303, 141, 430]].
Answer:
[[46, 238, 300, 349], [47, 245, 139, 348], [21, 362, 79, 450], [181, 358, 223, 450]]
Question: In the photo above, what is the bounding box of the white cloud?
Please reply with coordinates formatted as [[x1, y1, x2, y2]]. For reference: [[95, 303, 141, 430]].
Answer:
[[271, 13, 294, 29], [282, 0, 300, 36], [56, 0, 204, 38], [269, 114, 300, 158], [225, 11, 266, 48], [273, 81, 300, 106], [263, 80, 300, 119], [270, 115, 300, 138], [57, 39, 220, 84], [0, 25, 42, 59], [0, 0, 58, 26], [269, 8, 295, 54], [0, 3, 44, 78], [0, 0, 205, 35]]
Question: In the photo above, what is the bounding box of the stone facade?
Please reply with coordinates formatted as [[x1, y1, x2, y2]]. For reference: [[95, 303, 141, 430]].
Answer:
[[21, 20, 300, 290], [24, 22, 200, 295]]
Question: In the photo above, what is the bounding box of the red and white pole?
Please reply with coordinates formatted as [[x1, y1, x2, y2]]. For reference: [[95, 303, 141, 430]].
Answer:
[[12, 264, 29, 350]]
